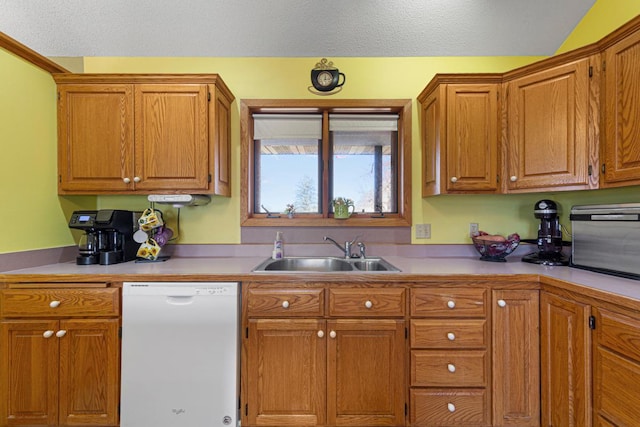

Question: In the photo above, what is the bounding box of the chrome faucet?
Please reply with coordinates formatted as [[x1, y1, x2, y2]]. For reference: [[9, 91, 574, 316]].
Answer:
[[358, 242, 366, 259], [323, 235, 359, 258]]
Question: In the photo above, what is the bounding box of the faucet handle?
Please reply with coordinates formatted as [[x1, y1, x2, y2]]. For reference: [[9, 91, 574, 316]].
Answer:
[[358, 242, 366, 258]]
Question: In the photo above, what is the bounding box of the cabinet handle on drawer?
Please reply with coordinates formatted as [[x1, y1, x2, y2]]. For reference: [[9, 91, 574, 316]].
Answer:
[[364, 300, 373, 309], [447, 403, 456, 413], [49, 300, 61, 308], [43, 330, 54, 338], [329, 330, 337, 339], [282, 301, 290, 309], [55, 330, 67, 338], [317, 330, 325, 338], [447, 332, 456, 341], [447, 363, 456, 373], [498, 299, 507, 308], [447, 300, 455, 309]]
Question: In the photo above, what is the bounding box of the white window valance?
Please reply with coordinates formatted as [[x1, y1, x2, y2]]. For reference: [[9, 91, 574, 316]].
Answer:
[[328, 114, 399, 132], [253, 114, 322, 140]]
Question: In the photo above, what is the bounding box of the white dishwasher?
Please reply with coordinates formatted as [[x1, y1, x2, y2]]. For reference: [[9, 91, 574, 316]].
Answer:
[[120, 282, 239, 427]]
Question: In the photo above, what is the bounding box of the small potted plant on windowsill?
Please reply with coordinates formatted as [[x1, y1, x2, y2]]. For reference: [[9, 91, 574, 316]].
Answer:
[[332, 197, 355, 219], [284, 204, 296, 219]]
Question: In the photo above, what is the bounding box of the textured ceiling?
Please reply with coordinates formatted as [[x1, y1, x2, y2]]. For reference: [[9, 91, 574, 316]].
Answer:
[[0, 0, 596, 57]]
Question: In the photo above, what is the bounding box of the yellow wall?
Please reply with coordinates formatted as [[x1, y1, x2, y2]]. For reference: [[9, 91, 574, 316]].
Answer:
[[3, 0, 640, 253], [0, 48, 92, 254], [557, 1, 640, 54], [85, 56, 547, 244]]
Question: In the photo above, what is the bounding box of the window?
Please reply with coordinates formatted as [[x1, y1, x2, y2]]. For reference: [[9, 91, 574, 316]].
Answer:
[[241, 99, 411, 227]]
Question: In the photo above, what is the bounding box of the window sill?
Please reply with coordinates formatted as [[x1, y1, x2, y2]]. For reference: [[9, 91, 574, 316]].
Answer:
[[241, 216, 411, 227]]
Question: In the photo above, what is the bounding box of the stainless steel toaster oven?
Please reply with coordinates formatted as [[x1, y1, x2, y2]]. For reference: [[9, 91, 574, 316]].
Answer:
[[570, 203, 640, 280]]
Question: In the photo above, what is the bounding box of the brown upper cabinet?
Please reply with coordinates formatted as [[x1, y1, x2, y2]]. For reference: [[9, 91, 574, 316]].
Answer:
[[601, 25, 640, 187], [419, 14, 640, 196], [54, 74, 234, 196], [502, 56, 599, 193], [418, 77, 501, 196]]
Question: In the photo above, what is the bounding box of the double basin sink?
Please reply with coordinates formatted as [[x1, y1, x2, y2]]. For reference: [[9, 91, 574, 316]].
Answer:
[[252, 256, 400, 272]]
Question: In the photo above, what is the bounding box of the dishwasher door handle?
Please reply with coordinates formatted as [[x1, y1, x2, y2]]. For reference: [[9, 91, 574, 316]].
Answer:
[[165, 295, 195, 305]]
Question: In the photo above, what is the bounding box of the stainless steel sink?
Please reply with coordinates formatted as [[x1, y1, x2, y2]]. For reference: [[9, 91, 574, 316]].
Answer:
[[252, 257, 400, 272]]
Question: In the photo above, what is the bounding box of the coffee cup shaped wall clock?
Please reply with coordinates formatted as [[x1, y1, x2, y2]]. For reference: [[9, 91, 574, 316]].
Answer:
[[309, 58, 346, 95]]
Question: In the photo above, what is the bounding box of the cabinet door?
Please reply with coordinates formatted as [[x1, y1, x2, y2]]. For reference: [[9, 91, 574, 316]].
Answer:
[[505, 58, 596, 192], [134, 84, 210, 191], [602, 29, 640, 186], [492, 290, 539, 426], [211, 86, 232, 196], [57, 84, 135, 192], [446, 84, 499, 192], [58, 319, 119, 426], [246, 318, 326, 426], [0, 320, 59, 426], [540, 292, 591, 427], [421, 86, 445, 196], [326, 319, 405, 426]]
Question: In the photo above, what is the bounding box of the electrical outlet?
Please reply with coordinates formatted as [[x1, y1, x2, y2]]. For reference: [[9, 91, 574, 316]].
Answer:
[[416, 223, 431, 239], [469, 222, 479, 237]]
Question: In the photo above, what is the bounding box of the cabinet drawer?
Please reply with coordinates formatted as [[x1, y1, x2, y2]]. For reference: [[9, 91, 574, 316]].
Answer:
[[595, 347, 640, 426], [411, 350, 487, 387], [411, 288, 487, 317], [328, 288, 405, 317], [411, 388, 489, 426], [411, 319, 486, 348], [0, 288, 119, 317], [246, 288, 324, 317], [596, 308, 640, 362]]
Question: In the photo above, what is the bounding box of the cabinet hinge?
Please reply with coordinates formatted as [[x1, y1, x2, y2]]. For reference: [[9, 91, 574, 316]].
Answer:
[[405, 327, 408, 339], [405, 403, 408, 416], [589, 315, 596, 330], [602, 60, 606, 72], [57, 92, 60, 101], [208, 92, 211, 102], [208, 173, 212, 183], [589, 66, 593, 78], [245, 404, 248, 416], [588, 164, 593, 176], [118, 326, 122, 339], [245, 327, 249, 339], [601, 164, 606, 174]]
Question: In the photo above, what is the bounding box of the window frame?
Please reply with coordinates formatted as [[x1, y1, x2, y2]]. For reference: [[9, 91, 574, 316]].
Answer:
[[240, 99, 412, 227]]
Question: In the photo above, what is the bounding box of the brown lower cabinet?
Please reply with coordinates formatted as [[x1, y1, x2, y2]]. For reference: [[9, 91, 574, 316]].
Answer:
[[0, 285, 120, 427], [243, 283, 406, 427]]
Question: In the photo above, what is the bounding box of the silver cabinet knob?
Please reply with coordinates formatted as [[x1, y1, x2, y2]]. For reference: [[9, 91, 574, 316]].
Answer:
[[55, 330, 67, 338], [498, 299, 507, 308], [282, 301, 290, 309], [133, 176, 141, 183], [510, 176, 517, 182], [49, 300, 61, 308], [450, 176, 458, 183], [447, 300, 455, 309], [123, 177, 131, 184], [43, 330, 55, 338]]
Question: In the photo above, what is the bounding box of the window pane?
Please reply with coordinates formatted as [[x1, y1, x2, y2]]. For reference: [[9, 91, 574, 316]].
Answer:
[[331, 130, 397, 213], [254, 139, 321, 214]]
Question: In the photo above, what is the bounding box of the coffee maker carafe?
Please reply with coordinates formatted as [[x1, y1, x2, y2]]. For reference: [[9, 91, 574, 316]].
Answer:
[[522, 200, 569, 266], [69, 210, 138, 265]]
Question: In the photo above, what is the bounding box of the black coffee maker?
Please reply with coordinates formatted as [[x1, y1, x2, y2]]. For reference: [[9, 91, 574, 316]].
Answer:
[[69, 210, 139, 265], [522, 200, 570, 266]]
